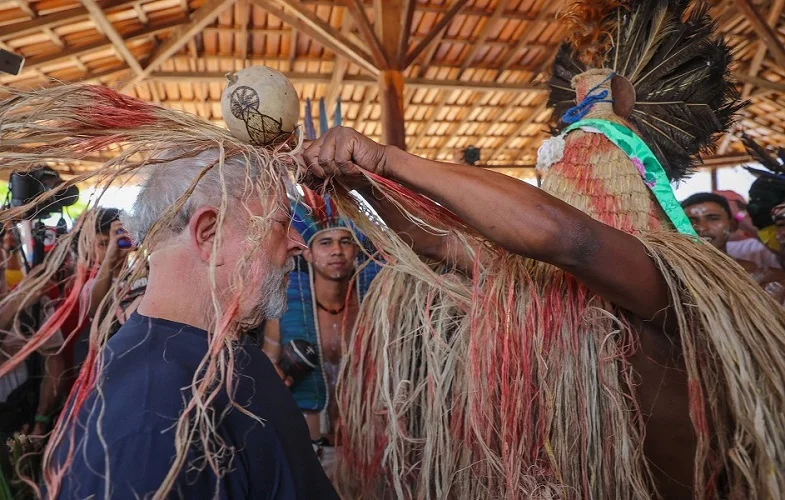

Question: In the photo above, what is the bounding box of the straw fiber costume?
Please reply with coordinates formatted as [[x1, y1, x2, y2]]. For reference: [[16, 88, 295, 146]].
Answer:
[[322, 1, 785, 499]]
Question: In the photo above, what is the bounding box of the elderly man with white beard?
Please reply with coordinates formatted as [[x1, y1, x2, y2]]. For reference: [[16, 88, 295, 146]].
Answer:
[[52, 150, 339, 500]]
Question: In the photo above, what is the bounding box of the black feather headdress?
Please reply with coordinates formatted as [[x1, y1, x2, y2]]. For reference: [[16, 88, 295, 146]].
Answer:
[[548, 0, 745, 181]]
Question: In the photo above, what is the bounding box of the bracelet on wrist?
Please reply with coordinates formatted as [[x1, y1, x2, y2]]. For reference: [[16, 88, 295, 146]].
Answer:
[[34, 414, 52, 424]]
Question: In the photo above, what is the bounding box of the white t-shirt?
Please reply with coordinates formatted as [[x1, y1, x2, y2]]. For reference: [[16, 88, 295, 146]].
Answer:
[[726, 238, 782, 270]]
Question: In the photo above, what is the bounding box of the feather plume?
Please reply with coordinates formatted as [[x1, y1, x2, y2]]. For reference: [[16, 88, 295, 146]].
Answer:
[[741, 133, 785, 174], [547, 0, 745, 181], [561, 0, 623, 66]]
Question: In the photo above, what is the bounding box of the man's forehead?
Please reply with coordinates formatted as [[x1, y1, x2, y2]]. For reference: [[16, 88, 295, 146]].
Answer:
[[311, 228, 354, 244], [686, 203, 725, 215]]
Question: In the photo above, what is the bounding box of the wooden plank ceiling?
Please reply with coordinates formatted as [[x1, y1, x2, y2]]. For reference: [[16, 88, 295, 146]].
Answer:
[[1, 0, 785, 178]]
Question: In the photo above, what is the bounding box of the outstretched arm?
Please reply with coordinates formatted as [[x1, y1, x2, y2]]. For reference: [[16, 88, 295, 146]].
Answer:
[[303, 127, 671, 323]]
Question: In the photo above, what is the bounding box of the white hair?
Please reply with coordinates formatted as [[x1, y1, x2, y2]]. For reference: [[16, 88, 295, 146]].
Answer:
[[124, 148, 278, 244]]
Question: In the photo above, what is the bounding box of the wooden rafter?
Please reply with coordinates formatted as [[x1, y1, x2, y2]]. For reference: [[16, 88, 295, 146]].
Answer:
[[346, 0, 388, 68], [121, 0, 234, 89], [733, 0, 785, 71], [427, 0, 513, 157], [717, 0, 785, 155], [733, 72, 785, 93], [325, 19, 354, 116], [0, 0, 141, 41], [742, 0, 785, 99], [16, 20, 182, 72], [0, 65, 130, 94], [238, 0, 252, 62], [397, 0, 416, 68], [288, 28, 298, 70], [148, 70, 547, 92], [404, 0, 471, 69], [458, 0, 509, 73], [415, 27, 446, 78], [80, 0, 145, 75], [42, 28, 65, 48], [253, 0, 379, 75], [497, 6, 556, 75], [11, 0, 36, 19]]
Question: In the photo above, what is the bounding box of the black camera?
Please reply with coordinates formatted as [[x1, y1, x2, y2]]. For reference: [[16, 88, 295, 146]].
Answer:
[[7, 167, 79, 219]]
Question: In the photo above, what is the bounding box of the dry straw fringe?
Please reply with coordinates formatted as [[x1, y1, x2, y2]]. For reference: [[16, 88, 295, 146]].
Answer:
[[0, 83, 299, 500], [328, 173, 785, 500]]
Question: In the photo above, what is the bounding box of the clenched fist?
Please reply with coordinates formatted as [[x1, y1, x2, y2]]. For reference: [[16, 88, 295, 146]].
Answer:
[[299, 127, 394, 185]]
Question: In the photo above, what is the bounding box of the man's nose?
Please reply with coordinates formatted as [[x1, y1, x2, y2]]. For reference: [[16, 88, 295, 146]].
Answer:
[[288, 227, 305, 256]]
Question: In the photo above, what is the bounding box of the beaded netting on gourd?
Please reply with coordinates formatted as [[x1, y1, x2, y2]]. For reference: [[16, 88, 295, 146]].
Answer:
[[0, 84, 299, 499]]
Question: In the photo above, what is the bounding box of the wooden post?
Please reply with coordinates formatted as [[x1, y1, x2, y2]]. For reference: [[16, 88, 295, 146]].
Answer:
[[710, 167, 718, 191], [373, 0, 406, 149], [379, 70, 406, 149]]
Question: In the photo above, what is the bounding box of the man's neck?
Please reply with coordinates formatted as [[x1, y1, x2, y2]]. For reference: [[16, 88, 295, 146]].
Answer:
[[136, 250, 212, 331], [313, 275, 352, 308]]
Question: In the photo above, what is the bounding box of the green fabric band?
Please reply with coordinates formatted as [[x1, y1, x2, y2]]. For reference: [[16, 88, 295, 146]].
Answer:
[[34, 414, 51, 424], [562, 118, 697, 237]]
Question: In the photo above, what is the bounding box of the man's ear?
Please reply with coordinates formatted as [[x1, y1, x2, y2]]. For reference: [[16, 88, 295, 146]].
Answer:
[[189, 207, 222, 265], [303, 247, 313, 263]]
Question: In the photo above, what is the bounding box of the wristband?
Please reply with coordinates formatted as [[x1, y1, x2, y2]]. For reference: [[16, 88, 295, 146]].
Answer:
[[34, 414, 52, 424], [734, 211, 746, 222]]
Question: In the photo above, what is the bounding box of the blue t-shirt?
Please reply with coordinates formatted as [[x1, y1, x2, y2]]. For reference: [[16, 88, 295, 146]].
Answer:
[[54, 313, 338, 500]]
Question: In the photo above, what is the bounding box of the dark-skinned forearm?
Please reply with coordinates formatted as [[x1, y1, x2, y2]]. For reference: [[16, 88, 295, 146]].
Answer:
[[382, 147, 597, 268]]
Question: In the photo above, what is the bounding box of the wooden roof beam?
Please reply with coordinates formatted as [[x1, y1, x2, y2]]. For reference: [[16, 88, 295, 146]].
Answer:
[[11, 0, 37, 19], [397, 0, 416, 68], [20, 20, 182, 72], [459, 0, 510, 73], [404, 0, 470, 69], [0, 0, 141, 41], [346, 0, 388, 68], [415, 27, 446, 78], [733, 72, 785, 93], [252, 0, 379, 75], [741, 0, 785, 99], [733, 0, 785, 72], [148, 70, 548, 93], [717, 0, 785, 155], [325, 20, 354, 116], [80, 0, 145, 75], [1, 64, 130, 93], [121, 0, 235, 90], [288, 28, 298, 71]]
